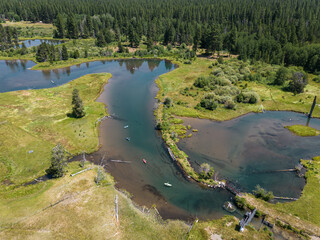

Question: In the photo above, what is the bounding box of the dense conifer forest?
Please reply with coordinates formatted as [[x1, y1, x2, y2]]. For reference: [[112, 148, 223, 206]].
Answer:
[[0, 0, 320, 72]]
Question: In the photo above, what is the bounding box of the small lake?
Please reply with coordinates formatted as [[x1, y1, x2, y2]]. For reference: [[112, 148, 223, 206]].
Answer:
[[19, 39, 65, 48], [0, 59, 320, 220]]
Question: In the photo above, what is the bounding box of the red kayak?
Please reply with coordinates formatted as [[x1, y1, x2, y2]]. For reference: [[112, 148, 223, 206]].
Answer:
[[142, 158, 147, 164]]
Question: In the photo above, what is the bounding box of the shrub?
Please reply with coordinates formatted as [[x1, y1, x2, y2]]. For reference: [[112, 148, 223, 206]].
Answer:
[[236, 91, 259, 104], [313, 75, 320, 83], [239, 66, 251, 75], [288, 72, 308, 94], [200, 98, 217, 110], [217, 56, 224, 64], [234, 196, 247, 209], [274, 67, 289, 85], [164, 97, 173, 107], [214, 85, 240, 96], [194, 76, 210, 88], [225, 100, 236, 109], [229, 75, 238, 84], [212, 68, 223, 76], [253, 185, 274, 201], [215, 76, 231, 86], [199, 163, 214, 179]]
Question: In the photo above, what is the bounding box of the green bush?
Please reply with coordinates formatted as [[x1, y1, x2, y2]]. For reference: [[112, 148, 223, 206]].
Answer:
[[200, 98, 218, 110], [236, 91, 259, 104], [253, 185, 274, 201], [225, 100, 236, 109], [313, 75, 320, 83]]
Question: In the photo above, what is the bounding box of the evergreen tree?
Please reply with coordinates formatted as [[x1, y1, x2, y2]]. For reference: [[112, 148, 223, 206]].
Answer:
[[96, 32, 106, 47], [45, 143, 68, 178], [73, 49, 80, 58], [66, 14, 78, 39], [71, 88, 85, 118], [54, 14, 65, 38], [20, 42, 27, 55], [128, 24, 140, 47], [61, 45, 68, 60]]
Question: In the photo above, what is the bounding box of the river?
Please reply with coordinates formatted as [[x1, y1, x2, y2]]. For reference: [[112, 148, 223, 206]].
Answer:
[[1, 59, 319, 221]]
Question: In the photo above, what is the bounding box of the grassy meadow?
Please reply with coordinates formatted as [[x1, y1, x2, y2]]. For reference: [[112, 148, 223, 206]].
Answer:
[[3, 21, 55, 39], [0, 73, 111, 185], [0, 162, 188, 239]]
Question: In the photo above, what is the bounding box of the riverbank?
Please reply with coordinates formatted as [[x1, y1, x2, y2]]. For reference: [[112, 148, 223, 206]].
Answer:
[[0, 162, 188, 239], [1, 56, 320, 237], [240, 156, 320, 237]]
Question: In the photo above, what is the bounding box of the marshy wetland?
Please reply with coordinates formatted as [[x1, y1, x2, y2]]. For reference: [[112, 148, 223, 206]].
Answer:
[[1, 59, 319, 221]]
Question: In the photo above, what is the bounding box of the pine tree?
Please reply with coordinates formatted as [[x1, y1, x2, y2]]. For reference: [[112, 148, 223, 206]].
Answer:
[[96, 32, 106, 47], [71, 88, 85, 118], [66, 14, 78, 39], [61, 45, 68, 60], [55, 14, 65, 38], [46, 143, 68, 178], [20, 42, 27, 55]]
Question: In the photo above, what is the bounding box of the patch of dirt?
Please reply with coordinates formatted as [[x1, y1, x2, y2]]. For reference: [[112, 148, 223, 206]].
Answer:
[[210, 234, 223, 240], [1, 179, 14, 185]]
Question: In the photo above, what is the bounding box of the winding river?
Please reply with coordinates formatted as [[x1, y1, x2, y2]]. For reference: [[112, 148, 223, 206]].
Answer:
[[1, 59, 320, 220]]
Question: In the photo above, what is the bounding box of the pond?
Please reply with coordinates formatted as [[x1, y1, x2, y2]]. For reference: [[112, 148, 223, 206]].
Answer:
[[19, 39, 65, 48], [0, 59, 319, 220]]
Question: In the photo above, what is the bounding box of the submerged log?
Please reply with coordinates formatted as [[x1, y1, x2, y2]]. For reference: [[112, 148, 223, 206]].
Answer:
[[308, 96, 317, 118]]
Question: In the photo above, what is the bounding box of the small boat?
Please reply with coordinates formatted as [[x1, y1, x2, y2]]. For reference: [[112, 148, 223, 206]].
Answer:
[[51, 80, 55, 84], [124, 125, 129, 129], [142, 158, 147, 164], [126, 137, 130, 141], [164, 182, 172, 187], [222, 201, 236, 213]]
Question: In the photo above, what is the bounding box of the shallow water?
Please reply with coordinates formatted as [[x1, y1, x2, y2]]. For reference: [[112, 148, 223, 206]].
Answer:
[[178, 112, 320, 198], [20, 39, 64, 48], [1, 59, 319, 220]]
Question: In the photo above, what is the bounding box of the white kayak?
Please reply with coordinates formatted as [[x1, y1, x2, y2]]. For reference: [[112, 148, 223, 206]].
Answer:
[[164, 182, 172, 187]]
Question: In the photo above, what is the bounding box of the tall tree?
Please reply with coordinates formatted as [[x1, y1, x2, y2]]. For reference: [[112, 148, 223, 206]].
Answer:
[[61, 45, 68, 60], [71, 88, 85, 118], [66, 14, 78, 39], [54, 14, 65, 38], [46, 143, 68, 178]]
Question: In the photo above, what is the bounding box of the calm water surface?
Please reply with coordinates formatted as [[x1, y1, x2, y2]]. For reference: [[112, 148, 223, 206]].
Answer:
[[1, 59, 319, 220], [20, 39, 65, 48]]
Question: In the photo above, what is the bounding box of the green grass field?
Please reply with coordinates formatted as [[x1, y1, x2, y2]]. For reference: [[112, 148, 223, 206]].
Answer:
[[0, 162, 188, 239], [0, 73, 111, 185], [3, 21, 55, 39]]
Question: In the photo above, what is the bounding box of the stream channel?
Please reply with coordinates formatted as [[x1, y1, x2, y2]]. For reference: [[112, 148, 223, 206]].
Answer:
[[1, 58, 320, 221]]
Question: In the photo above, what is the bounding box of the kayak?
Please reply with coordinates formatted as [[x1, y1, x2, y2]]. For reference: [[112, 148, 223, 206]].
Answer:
[[126, 137, 130, 141], [164, 182, 172, 187], [124, 125, 129, 129], [142, 159, 147, 164]]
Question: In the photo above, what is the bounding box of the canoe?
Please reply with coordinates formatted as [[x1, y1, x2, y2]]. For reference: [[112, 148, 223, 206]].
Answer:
[[164, 182, 172, 187], [142, 159, 147, 164]]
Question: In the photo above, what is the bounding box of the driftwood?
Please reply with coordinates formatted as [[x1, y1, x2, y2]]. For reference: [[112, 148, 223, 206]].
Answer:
[[70, 167, 93, 177], [115, 195, 119, 223], [110, 160, 131, 163]]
